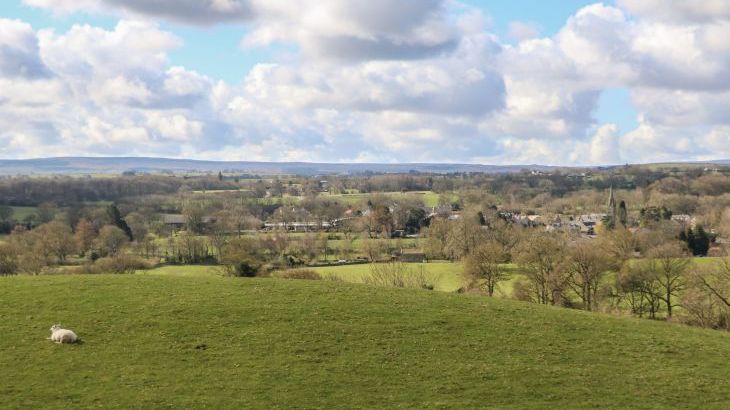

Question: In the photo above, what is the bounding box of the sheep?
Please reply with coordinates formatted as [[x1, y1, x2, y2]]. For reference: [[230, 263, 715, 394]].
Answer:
[[48, 324, 78, 344]]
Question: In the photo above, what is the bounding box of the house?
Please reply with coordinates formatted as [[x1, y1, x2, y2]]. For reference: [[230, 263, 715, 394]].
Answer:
[[263, 221, 333, 232], [161, 214, 217, 230], [393, 248, 427, 263], [671, 214, 696, 229], [161, 214, 186, 229], [577, 214, 607, 235], [546, 215, 580, 232]]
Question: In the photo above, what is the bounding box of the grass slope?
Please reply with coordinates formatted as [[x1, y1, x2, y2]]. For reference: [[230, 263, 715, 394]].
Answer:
[[2, 275, 730, 409]]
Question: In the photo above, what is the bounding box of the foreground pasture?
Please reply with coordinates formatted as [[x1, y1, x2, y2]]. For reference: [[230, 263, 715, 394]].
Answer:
[[2, 274, 730, 409]]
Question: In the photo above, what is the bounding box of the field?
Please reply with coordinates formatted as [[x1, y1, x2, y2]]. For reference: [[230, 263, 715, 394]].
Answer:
[[136, 265, 222, 277], [9, 206, 37, 221], [323, 191, 442, 207], [2, 274, 730, 409]]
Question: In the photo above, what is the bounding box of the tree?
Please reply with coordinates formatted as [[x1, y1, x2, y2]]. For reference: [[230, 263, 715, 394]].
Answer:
[[683, 258, 730, 329], [618, 200, 628, 227], [95, 225, 130, 256], [37, 202, 58, 224], [182, 202, 206, 234], [0, 205, 13, 223], [602, 227, 640, 262], [219, 236, 263, 277], [0, 206, 13, 234], [647, 242, 690, 318], [107, 204, 133, 241], [124, 212, 149, 243], [565, 241, 617, 311], [34, 221, 76, 262], [444, 212, 486, 260], [516, 233, 568, 305], [464, 241, 510, 296], [0, 242, 18, 275], [693, 258, 730, 309], [682, 258, 730, 330], [617, 263, 663, 319], [687, 226, 710, 256], [74, 218, 97, 255], [361, 237, 387, 262]]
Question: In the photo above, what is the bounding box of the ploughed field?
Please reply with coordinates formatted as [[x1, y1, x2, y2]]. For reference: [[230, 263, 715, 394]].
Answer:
[[2, 274, 730, 409]]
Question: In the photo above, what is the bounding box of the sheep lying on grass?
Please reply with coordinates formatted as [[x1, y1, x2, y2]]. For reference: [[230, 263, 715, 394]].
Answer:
[[48, 324, 78, 344]]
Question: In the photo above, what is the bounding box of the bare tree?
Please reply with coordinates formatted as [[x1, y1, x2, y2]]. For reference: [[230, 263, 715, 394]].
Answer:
[[565, 241, 617, 311], [35, 221, 76, 262], [95, 225, 130, 256], [647, 242, 691, 318], [464, 241, 510, 296], [694, 258, 730, 308], [516, 233, 568, 305]]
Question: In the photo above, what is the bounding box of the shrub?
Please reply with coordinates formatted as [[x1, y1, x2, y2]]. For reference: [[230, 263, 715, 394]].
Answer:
[[94, 255, 151, 274], [274, 269, 322, 281], [364, 262, 438, 290], [222, 259, 260, 277], [0, 243, 18, 276]]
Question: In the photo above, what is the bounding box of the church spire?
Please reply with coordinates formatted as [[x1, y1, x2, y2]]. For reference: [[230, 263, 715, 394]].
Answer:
[[607, 185, 617, 228], [607, 185, 616, 210]]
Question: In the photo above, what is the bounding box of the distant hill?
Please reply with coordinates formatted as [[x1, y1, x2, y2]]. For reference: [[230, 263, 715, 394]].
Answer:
[[0, 156, 727, 176], [0, 157, 556, 175]]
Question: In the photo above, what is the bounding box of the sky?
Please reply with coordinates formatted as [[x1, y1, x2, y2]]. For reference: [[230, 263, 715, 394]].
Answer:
[[0, 1, 728, 165]]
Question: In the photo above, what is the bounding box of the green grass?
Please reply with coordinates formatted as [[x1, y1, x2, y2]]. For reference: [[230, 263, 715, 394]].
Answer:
[[2, 275, 730, 409], [136, 265, 222, 277], [322, 191, 441, 207], [9, 206, 37, 221]]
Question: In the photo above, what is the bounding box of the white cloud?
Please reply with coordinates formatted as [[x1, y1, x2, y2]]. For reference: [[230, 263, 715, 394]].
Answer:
[[0, 19, 50, 78], [618, 0, 730, 23], [589, 124, 621, 165], [508, 21, 540, 42], [3, 2, 730, 164], [24, 0, 255, 25]]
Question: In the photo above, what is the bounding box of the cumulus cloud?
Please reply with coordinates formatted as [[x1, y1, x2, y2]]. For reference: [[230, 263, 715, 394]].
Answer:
[[4, 2, 730, 164], [24, 0, 255, 25], [618, 0, 730, 23], [589, 124, 621, 165], [26, 0, 461, 62], [243, 0, 460, 61], [507, 21, 540, 42], [0, 19, 51, 78]]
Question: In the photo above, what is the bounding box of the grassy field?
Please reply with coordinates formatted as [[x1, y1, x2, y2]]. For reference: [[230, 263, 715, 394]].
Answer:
[[9, 206, 37, 221], [322, 191, 442, 207], [2, 275, 730, 409], [237, 191, 444, 207], [136, 265, 222, 277]]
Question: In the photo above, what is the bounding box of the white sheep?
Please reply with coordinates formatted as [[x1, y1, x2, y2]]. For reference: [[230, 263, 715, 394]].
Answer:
[[48, 324, 78, 344]]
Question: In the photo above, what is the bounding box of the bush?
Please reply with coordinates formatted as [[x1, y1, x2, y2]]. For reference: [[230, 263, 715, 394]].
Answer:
[[364, 262, 438, 290], [274, 269, 322, 281], [222, 259, 260, 277], [0, 243, 18, 276], [94, 255, 151, 274]]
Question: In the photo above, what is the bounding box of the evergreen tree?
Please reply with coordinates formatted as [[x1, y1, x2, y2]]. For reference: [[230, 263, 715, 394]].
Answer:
[[693, 226, 711, 256], [618, 200, 628, 227], [107, 204, 133, 241]]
